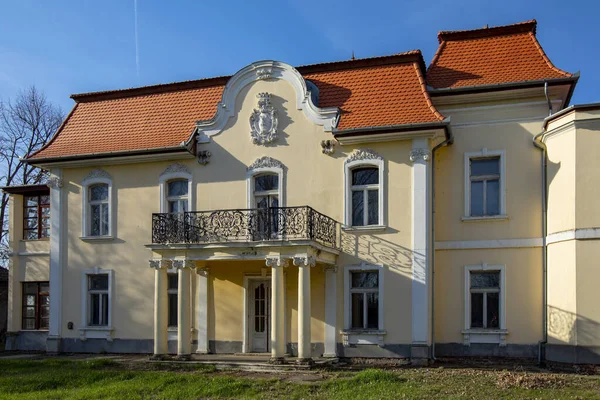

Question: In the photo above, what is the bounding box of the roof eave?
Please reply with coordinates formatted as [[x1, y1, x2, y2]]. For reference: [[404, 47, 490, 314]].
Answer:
[[428, 75, 579, 96], [334, 119, 451, 143]]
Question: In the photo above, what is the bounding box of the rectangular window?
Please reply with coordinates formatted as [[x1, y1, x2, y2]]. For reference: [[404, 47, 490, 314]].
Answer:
[[22, 282, 49, 330], [23, 195, 50, 240], [469, 271, 500, 329], [469, 157, 500, 217], [350, 167, 380, 226], [167, 273, 178, 328], [349, 271, 379, 329], [88, 274, 109, 326]]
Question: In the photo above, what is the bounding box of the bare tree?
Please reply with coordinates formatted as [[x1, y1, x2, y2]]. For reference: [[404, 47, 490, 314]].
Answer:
[[0, 87, 65, 265]]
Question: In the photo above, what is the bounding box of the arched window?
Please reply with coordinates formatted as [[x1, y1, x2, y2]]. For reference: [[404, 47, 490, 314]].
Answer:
[[81, 169, 113, 239], [89, 184, 110, 236], [166, 179, 189, 213], [350, 167, 379, 227]]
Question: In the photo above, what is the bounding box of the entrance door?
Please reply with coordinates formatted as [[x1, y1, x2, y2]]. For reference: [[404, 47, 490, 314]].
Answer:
[[249, 279, 271, 352]]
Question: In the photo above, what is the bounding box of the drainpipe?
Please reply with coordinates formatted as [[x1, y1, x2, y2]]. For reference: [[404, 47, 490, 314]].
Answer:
[[533, 81, 551, 366], [430, 129, 454, 361]]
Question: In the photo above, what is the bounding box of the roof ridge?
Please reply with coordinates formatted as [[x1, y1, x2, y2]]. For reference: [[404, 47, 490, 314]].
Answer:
[[71, 51, 425, 103], [437, 19, 537, 44], [527, 31, 572, 78]]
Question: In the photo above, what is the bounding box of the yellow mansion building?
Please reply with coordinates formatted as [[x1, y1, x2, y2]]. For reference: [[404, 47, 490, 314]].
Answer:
[[4, 20, 599, 364]]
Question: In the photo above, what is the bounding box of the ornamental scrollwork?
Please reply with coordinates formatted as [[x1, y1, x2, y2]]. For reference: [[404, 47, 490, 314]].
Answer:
[[83, 168, 112, 183], [345, 148, 383, 164], [265, 256, 290, 268], [197, 150, 211, 165], [160, 162, 190, 177], [321, 140, 336, 155], [409, 148, 431, 162], [250, 92, 278, 145], [247, 156, 286, 172], [46, 177, 63, 189], [256, 67, 273, 80], [173, 259, 195, 270], [293, 256, 316, 267]]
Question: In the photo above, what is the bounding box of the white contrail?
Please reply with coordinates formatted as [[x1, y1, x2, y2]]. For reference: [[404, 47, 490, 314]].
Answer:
[[134, 0, 140, 84]]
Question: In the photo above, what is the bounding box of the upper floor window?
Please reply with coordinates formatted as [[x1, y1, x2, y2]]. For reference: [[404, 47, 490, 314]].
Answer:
[[89, 184, 109, 236], [22, 282, 49, 330], [23, 195, 50, 240], [464, 150, 506, 220], [167, 180, 189, 213], [351, 167, 379, 226], [469, 158, 500, 217], [254, 174, 279, 209]]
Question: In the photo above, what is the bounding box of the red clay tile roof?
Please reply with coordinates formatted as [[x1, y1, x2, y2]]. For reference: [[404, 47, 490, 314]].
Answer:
[[427, 20, 572, 90], [28, 51, 444, 161]]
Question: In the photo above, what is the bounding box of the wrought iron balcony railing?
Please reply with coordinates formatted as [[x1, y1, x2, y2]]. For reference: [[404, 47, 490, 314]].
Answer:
[[151, 206, 340, 250]]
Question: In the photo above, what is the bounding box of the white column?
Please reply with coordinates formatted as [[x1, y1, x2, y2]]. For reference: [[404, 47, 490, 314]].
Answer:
[[196, 267, 209, 354], [176, 260, 193, 357], [47, 171, 63, 353], [151, 260, 169, 356], [294, 256, 315, 362], [410, 139, 432, 354], [266, 256, 287, 361], [323, 266, 338, 358]]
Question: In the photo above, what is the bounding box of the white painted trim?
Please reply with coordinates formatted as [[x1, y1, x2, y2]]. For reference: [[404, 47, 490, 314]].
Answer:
[[246, 162, 285, 209], [464, 149, 506, 218], [438, 99, 561, 114], [193, 60, 339, 143], [324, 266, 337, 357], [463, 264, 506, 345], [411, 138, 430, 346], [343, 263, 384, 333], [242, 274, 272, 353], [450, 117, 545, 128], [343, 156, 385, 227], [546, 227, 600, 244], [340, 329, 386, 346], [195, 268, 209, 353], [80, 267, 114, 341], [435, 238, 542, 250], [82, 171, 114, 238], [15, 251, 50, 256], [543, 118, 600, 141], [159, 166, 194, 213], [48, 168, 63, 341]]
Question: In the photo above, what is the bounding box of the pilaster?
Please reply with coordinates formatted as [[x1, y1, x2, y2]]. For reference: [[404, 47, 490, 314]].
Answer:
[[293, 256, 315, 363], [266, 256, 288, 362], [196, 266, 209, 354], [47, 169, 64, 353], [323, 266, 338, 358]]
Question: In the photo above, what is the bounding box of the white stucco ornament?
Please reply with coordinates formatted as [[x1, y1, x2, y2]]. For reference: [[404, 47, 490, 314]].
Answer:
[[250, 92, 278, 145]]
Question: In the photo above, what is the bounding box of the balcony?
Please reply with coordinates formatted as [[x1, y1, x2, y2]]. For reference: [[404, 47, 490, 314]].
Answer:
[[151, 206, 340, 251]]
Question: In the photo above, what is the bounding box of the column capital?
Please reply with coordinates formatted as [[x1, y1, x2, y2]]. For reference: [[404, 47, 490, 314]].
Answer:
[[173, 259, 195, 270], [409, 148, 431, 163], [149, 259, 173, 270], [265, 256, 289, 268], [293, 255, 316, 267], [196, 267, 209, 277]]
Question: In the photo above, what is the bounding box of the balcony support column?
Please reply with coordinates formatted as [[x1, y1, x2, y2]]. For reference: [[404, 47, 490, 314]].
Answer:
[[294, 256, 316, 363], [266, 256, 288, 363], [323, 266, 338, 358], [175, 259, 194, 359], [196, 266, 209, 354], [150, 259, 170, 357]]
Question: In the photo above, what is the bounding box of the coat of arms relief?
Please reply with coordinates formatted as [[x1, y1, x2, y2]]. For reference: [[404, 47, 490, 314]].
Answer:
[[250, 92, 278, 145]]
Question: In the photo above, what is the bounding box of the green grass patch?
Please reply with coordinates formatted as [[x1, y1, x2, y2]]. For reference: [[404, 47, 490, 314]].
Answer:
[[0, 358, 598, 399]]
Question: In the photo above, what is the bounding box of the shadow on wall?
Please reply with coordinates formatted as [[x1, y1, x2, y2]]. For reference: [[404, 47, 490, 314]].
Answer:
[[548, 305, 600, 346]]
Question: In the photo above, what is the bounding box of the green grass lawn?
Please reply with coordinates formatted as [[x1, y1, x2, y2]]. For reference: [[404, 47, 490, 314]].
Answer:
[[0, 358, 598, 399]]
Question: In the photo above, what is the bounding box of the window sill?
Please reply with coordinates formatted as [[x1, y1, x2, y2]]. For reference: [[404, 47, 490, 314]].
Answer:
[[19, 329, 49, 332], [461, 329, 508, 346], [20, 238, 50, 242], [340, 329, 386, 346], [342, 225, 387, 233], [80, 236, 115, 242], [461, 215, 508, 222], [79, 326, 114, 341]]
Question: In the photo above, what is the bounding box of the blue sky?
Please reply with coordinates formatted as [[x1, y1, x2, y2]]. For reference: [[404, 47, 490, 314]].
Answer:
[[0, 0, 598, 113]]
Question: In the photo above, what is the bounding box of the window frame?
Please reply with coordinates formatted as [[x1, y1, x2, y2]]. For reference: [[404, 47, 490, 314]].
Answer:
[[343, 264, 384, 332], [247, 165, 285, 209], [344, 158, 385, 229], [165, 179, 190, 214], [463, 149, 506, 220], [464, 264, 506, 332], [80, 268, 114, 337], [159, 167, 194, 214], [21, 281, 50, 331], [23, 193, 50, 240], [82, 173, 113, 239]]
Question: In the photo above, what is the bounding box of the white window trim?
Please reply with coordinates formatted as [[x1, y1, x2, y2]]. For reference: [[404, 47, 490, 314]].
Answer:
[[81, 176, 114, 240], [463, 149, 507, 221], [462, 263, 507, 346], [159, 171, 194, 213], [79, 267, 114, 341], [344, 159, 385, 229], [246, 167, 285, 209], [341, 263, 385, 346]]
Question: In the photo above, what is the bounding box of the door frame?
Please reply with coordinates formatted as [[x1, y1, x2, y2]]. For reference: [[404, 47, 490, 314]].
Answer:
[[242, 273, 286, 353]]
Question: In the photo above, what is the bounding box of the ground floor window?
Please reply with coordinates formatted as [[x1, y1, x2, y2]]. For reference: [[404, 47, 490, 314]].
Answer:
[[469, 271, 500, 329], [22, 282, 49, 330], [344, 264, 384, 332], [87, 274, 109, 326], [167, 273, 178, 327]]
